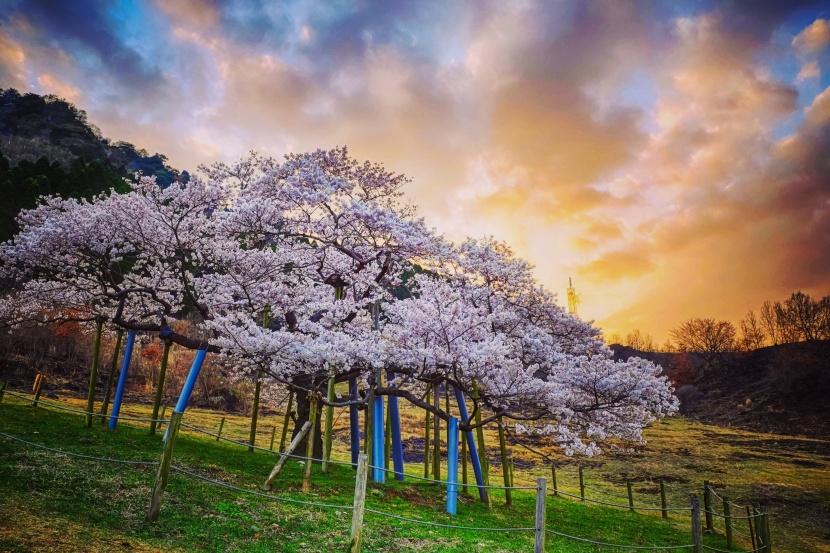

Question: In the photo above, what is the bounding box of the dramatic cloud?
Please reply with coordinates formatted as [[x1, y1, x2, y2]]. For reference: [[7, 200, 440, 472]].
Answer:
[[1, 0, 829, 341]]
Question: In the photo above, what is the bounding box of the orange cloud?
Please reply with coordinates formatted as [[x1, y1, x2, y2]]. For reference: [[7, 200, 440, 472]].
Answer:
[[792, 19, 830, 53]]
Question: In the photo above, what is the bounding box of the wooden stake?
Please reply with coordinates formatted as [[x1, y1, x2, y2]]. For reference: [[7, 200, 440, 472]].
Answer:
[[302, 396, 318, 492], [660, 480, 668, 519], [32, 375, 45, 407], [691, 497, 702, 553], [248, 371, 262, 453], [723, 496, 733, 549], [85, 318, 104, 427], [149, 339, 171, 436], [551, 465, 558, 496], [627, 481, 635, 511], [472, 382, 491, 507], [534, 477, 547, 553], [497, 416, 512, 507], [100, 329, 123, 425], [0, 379, 6, 403], [703, 481, 713, 533], [747, 506, 757, 552], [348, 454, 369, 553], [423, 384, 431, 478], [263, 421, 312, 489], [146, 411, 183, 522], [579, 466, 585, 501], [216, 417, 225, 441], [323, 377, 335, 473], [432, 383, 441, 480]]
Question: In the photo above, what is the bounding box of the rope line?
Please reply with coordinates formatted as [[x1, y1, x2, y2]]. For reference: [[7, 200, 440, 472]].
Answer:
[[702, 544, 765, 553], [3, 391, 169, 423], [546, 529, 693, 550], [363, 508, 534, 532], [0, 430, 159, 465], [552, 488, 691, 511], [704, 508, 758, 520], [170, 465, 354, 511]]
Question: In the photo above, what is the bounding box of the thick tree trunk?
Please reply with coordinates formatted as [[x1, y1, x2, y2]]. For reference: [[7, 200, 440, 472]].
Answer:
[[291, 387, 324, 460]]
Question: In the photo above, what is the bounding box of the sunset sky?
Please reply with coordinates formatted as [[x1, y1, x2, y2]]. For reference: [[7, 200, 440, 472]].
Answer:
[[2, 0, 830, 342]]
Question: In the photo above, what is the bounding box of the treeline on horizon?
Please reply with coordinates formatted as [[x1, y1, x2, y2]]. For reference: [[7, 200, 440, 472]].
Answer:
[[611, 290, 830, 354], [0, 88, 188, 242]]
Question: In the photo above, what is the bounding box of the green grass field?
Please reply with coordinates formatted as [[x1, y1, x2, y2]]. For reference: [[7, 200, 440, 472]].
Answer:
[[0, 389, 825, 552]]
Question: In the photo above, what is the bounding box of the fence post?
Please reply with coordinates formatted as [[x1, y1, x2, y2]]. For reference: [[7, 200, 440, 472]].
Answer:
[[147, 411, 183, 522], [216, 417, 225, 441], [85, 318, 104, 427], [691, 497, 702, 553], [348, 454, 369, 553], [723, 496, 733, 549], [747, 506, 757, 552], [0, 380, 6, 403], [753, 503, 763, 551], [703, 481, 713, 533], [303, 395, 319, 493], [546, 465, 555, 497], [534, 477, 547, 553], [263, 421, 311, 489], [660, 480, 668, 519], [423, 384, 431, 478], [269, 425, 277, 451], [579, 466, 585, 501], [446, 417, 459, 515], [32, 374, 45, 407], [627, 481, 634, 511], [762, 506, 772, 553]]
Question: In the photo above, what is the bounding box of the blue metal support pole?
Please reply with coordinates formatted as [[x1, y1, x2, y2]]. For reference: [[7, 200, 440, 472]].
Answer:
[[389, 394, 405, 481], [108, 330, 135, 430], [446, 417, 459, 515], [372, 395, 385, 482], [349, 377, 360, 467], [454, 388, 486, 501], [163, 347, 207, 440]]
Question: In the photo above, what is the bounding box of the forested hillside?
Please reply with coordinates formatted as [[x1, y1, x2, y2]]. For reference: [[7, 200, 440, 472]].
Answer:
[[0, 88, 187, 242]]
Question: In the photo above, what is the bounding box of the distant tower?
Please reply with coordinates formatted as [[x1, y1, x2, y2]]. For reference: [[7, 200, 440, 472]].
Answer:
[[567, 277, 581, 316]]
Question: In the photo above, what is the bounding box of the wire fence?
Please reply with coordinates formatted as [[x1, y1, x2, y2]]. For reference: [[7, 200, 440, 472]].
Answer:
[[0, 386, 768, 552]]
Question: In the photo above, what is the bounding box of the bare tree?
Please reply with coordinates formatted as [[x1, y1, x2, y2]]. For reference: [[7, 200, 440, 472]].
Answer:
[[624, 328, 656, 351], [760, 301, 779, 345], [670, 318, 736, 368], [738, 310, 766, 351]]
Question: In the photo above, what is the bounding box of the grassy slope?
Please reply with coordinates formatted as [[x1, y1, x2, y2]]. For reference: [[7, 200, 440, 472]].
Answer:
[[0, 394, 721, 553]]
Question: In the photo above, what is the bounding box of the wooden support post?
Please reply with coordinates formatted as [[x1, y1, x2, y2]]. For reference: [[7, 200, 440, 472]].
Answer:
[[660, 480, 668, 519], [534, 477, 547, 553], [508, 455, 514, 488], [146, 411, 183, 522], [432, 383, 441, 480], [723, 496, 733, 550], [303, 395, 318, 492], [32, 375, 45, 407], [691, 497, 703, 553], [423, 384, 431, 478], [579, 466, 585, 501], [348, 454, 368, 553], [461, 432, 468, 493], [627, 481, 635, 512], [263, 421, 312, 489], [269, 425, 277, 451], [551, 465, 558, 496], [248, 371, 262, 453], [100, 329, 123, 425], [0, 379, 6, 403], [149, 339, 172, 436], [216, 417, 225, 441], [323, 377, 335, 473], [159, 405, 167, 432], [703, 481, 713, 533], [747, 506, 757, 552], [497, 416, 512, 507], [279, 391, 294, 453], [472, 382, 492, 507], [85, 318, 104, 427]]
